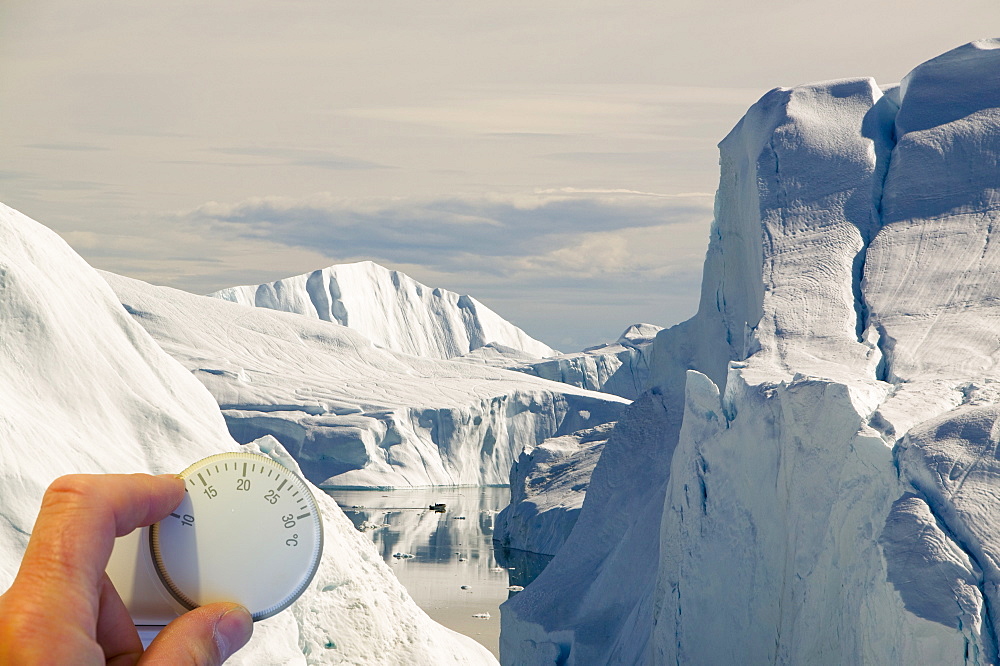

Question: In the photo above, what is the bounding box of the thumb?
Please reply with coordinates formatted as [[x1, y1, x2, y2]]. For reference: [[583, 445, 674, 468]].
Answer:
[[139, 603, 253, 665]]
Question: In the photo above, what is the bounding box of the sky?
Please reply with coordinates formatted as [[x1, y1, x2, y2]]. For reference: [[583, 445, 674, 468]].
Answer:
[[1, 2, 997, 350]]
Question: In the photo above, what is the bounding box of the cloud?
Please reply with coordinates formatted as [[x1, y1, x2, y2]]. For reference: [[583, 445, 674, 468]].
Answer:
[[185, 191, 713, 281], [511, 222, 709, 279]]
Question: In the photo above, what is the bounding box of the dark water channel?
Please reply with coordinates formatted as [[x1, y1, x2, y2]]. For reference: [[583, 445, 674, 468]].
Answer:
[[326, 486, 552, 658]]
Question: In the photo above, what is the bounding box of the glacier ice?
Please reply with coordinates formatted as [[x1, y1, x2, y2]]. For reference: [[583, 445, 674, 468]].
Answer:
[[456, 323, 660, 400], [210, 261, 556, 360], [505, 324, 661, 400], [501, 39, 1000, 665], [493, 422, 613, 556], [105, 271, 628, 489], [0, 202, 497, 664]]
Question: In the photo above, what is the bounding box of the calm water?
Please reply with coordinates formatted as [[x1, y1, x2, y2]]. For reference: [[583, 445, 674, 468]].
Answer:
[[326, 486, 551, 658]]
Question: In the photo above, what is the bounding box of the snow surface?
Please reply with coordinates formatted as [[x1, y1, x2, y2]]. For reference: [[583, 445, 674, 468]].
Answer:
[[0, 202, 497, 664], [493, 422, 613, 556], [501, 39, 1000, 665], [105, 272, 627, 489], [210, 262, 555, 360]]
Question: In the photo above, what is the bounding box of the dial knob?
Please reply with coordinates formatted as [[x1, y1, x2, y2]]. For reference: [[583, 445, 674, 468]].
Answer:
[[149, 452, 323, 621]]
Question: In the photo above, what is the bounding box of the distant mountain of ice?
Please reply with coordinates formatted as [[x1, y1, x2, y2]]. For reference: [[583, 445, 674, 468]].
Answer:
[[107, 272, 627, 489], [502, 39, 1000, 665], [0, 203, 496, 664], [210, 261, 556, 360]]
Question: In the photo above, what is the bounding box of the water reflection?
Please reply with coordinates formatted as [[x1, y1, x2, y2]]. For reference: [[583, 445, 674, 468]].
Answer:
[[327, 487, 518, 658], [493, 546, 553, 590]]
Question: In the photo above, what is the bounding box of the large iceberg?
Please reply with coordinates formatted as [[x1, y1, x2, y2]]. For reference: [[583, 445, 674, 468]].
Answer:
[[0, 202, 497, 664], [106, 272, 628, 489], [501, 39, 1000, 664], [210, 261, 556, 360]]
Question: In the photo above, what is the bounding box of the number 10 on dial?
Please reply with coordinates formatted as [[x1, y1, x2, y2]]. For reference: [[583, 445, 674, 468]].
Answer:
[[150, 452, 324, 621]]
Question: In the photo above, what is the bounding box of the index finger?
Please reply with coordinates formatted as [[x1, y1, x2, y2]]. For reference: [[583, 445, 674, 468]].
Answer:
[[13, 474, 184, 619]]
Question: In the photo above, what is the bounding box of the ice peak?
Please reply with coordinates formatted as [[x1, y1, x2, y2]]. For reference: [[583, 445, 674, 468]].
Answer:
[[616, 323, 662, 346], [210, 261, 556, 360]]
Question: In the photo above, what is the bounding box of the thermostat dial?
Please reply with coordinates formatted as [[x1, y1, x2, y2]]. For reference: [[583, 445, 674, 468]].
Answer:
[[149, 452, 323, 621]]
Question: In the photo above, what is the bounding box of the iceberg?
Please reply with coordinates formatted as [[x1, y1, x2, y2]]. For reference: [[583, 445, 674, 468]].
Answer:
[[493, 423, 615, 555], [0, 202, 497, 664], [501, 39, 1000, 665], [502, 324, 661, 400], [105, 272, 628, 489], [210, 261, 556, 360], [493, 422, 613, 556]]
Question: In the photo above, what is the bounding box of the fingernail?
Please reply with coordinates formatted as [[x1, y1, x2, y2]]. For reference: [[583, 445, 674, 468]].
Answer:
[[215, 605, 253, 659]]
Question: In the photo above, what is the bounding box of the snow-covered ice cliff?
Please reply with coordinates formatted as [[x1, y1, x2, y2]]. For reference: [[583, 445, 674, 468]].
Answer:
[[502, 39, 1000, 665], [107, 272, 627, 489], [493, 422, 613, 556], [0, 202, 497, 664], [210, 262, 555, 360]]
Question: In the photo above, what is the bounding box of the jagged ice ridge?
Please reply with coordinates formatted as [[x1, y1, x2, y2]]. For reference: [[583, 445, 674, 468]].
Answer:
[[107, 272, 627, 489]]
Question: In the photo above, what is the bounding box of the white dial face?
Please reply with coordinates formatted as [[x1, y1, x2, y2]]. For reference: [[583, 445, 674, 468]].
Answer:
[[150, 452, 323, 621]]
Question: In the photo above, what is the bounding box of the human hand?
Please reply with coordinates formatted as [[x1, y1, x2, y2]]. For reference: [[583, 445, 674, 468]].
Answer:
[[0, 473, 254, 665]]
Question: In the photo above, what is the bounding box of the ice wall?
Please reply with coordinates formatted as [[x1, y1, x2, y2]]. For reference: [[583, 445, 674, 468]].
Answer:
[[0, 203, 497, 664], [211, 262, 555, 360], [107, 273, 627, 489], [493, 422, 612, 556], [502, 39, 1000, 665]]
